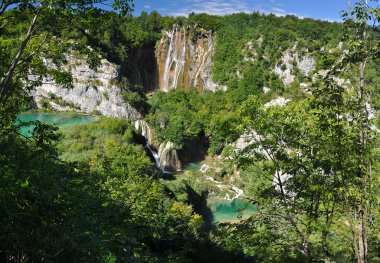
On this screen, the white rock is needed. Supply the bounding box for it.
[30,53,142,119]
[264,97,291,108]
[273,47,316,86]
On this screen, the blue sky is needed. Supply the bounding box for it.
[131,0,351,21]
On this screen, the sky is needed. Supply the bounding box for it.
[131,0,351,21]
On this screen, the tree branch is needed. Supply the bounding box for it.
[0,6,46,103]
[16,34,49,66]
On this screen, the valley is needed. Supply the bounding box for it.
[1,1,380,262]
[16,112,255,225]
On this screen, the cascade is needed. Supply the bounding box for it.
[134,119,153,143]
[160,27,189,91]
[161,30,176,91]
[134,120,181,172]
[203,173,244,201]
[158,141,182,173]
[193,32,214,88]
[134,120,160,165]
[146,143,160,166]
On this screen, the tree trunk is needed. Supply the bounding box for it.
[304,240,313,263]
[0,8,42,103]
[357,60,368,263]
[358,208,367,263]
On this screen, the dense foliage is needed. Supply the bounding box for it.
[146,89,240,153]
[2,117,254,262]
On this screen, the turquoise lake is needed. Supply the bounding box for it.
[207,197,257,223]
[183,163,257,224]
[16,112,99,136]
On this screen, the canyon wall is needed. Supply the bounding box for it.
[121,43,158,91]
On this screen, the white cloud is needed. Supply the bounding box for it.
[254,4,305,19]
[144,4,151,9]
[272,7,286,14]
[169,0,252,16]
[165,0,332,21]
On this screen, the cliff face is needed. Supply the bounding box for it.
[156,26,225,92]
[121,43,158,91]
[30,53,142,119]
[32,26,223,117]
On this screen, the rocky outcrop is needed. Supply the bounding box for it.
[274,46,316,86]
[121,43,158,91]
[312,69,351,88]
[30,53,142,119]
[264,97,291,108]
[156,26,225,92]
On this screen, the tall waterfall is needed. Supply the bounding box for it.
[134,120,181,172]
[156,26,224,92]
[161,28,188,91]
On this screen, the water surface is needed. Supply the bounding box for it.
[206,197,257,224]
[17,112,99,136]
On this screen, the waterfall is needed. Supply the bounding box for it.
[161,27,187,91]
[134,120,160,166]
[134,119,153,143]
[229,185,244,200]
[158,141,181,173]
[134,120,181,172]
[146,143,160,166]
[162,30,176,91]
[157,26,223,92]
[193,31,213,88]
[168,28,186,90]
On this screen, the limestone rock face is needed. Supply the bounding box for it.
[156,26,226,92]
[30,54,142,119]
[274,47,316,86]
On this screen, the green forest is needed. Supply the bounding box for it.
[1,0,380,262]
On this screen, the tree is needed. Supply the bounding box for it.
[237,2,380,262]
[341,1,380,262]
[239,97,347,262]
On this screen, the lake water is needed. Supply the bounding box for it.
[207,197,257,223]
[17,112,99,136]
[182,163,257,224]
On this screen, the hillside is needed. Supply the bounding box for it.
[30,12,365,159]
